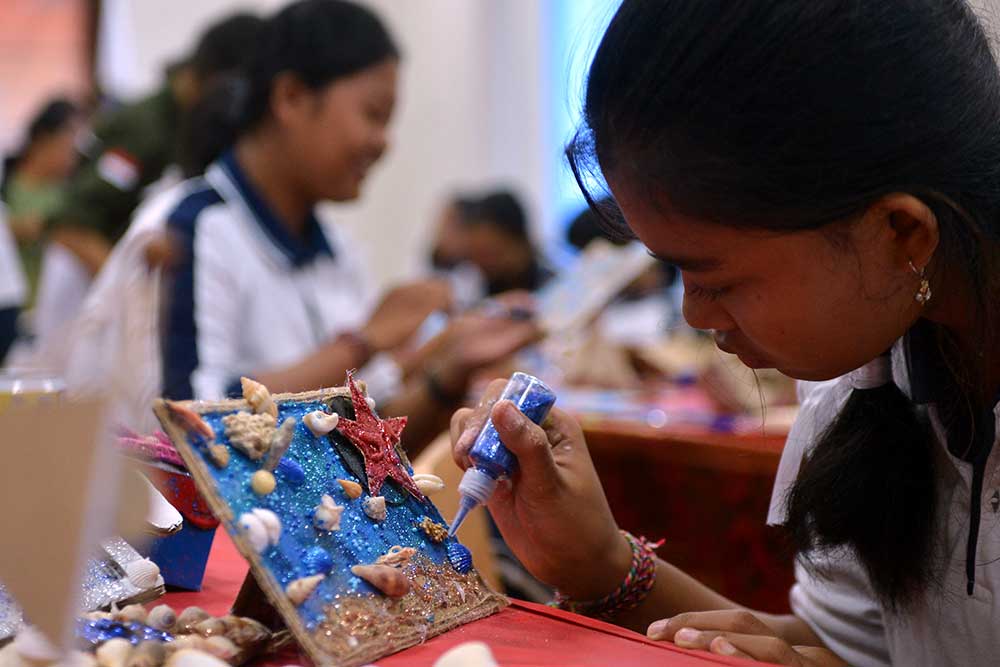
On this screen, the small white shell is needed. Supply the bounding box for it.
[432,641,499,667]
[146,605,176,631]
[238,512,269,553]
[413,473,445,496]
[251,508,282,545]
[113,603,149,624]
[286,574,324,605]
[314,494,343,531]
[303,410,339,436]
[241,377,278,418]
[365,397,377,411]
[124,558,161,590]
[363,496,387,522]
[164,649,229,667]
[96,638,133,667]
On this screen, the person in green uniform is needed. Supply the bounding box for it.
[46,12,264,277]
[1,98,81,306]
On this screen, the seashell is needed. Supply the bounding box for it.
[363,496,387,521]
[250,470,276,495]
[193,617,227,638]
[84,610,114,621]
[446,541,473,574]
[164,649,229,667]
[164,401,215,441]
[251,508,282,545]
[163,635,207,654]
[276,457,305,485]
[418,517,448,543]
[241,377,277,419]
[96,638,133,667]
[336,479,362,499]
[302,546,334,575]
[113,603,148,624]
[126,641,165,667]
[124,558,160,590]
[176,607,211,633]
[432,641,498,667]
[202,636,239,662]
[146,605,176,631]
[412,473,445,496]
[303,410,339,437]
[365,397,377,411]
[286,574,324,605]
[219,616,269,648]
[314,495,343,531]
[222,412,276,460]
[376,545,417,567]
[207,444,229,468]
[350,564,410,598]
[263,418,296,471]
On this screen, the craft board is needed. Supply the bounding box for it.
[154,381,506,667]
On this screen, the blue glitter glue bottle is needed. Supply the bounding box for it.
[449,372,556,537]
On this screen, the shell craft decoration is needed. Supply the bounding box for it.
[241,376,278,419]
[303,410,339,436]
[314,494,344,531]
[350,564,410,598]
[286,574,325,605]
[363,496,387,522]
[222,412,276,461]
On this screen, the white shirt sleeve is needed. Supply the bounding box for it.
[0,204,27,309]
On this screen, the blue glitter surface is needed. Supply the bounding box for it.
[191,397,465,628]
[76,619,173,646]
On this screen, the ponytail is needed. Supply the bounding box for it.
[785,354,938,612]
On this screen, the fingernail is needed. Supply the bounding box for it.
[675,628,700,643]
[494,401,520,430]
[712,638,737,656]
[646,620,667,638]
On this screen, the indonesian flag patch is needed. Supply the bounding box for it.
[96,148,141,191]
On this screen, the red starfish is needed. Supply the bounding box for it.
[335,373,424,500]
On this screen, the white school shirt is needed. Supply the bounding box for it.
[161,150,398,402]
[0,204,27,309]
[768,338,1000,667]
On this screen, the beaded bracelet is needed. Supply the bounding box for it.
[552,530,664,620]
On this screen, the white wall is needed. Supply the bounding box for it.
[104,0,555,291]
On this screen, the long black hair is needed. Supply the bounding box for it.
[1,97,78,193]
[570,0,1000,610]
[182,0,398,175]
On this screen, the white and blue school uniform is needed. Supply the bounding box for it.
[0,204,27,362]
[161,150,397,401]
[768,324,1000,666]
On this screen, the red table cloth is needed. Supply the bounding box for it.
[160,529,774,666]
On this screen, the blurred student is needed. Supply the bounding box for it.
[0,207,26,364]
[460,191,553,296]
[32,12,264,343]
[0,98,81,307]
[157,0,537,453]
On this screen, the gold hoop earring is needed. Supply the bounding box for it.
[909,260,932,305]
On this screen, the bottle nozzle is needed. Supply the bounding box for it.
[448,495,478,537]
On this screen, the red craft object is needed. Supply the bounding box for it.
[335,372,424,500]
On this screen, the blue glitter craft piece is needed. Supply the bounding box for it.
[277,457,306,485]
[76,618,174,646]
[446,541,472,574]
[302,545,334,575]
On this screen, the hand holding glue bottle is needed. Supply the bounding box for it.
[449,372,557,536]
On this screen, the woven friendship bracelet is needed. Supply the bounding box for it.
[552,530,664,620]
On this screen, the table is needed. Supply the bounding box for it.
[581,417,795,614]
[161,529,773,666]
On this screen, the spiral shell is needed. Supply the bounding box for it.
[376,545,417,567]
[193,617,227,638]
[264,417,296,472]
[363,496,387,522]
[337,479,362,499]
[221,616,269,647]
[413,473,445,496]
[124,558,161,590]
[350,564,410,598]
[286,574,324,605]
[303,410,339,436]
[146,605,176,631]
[112,603,148,624]
[241,377,277,419]
[314,494,343,531]
[203,636,239,661]
[96,638,133,667]
[250,469,276,495]
[176,607,211,633]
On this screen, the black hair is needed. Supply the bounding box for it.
[177,0,396,175]
[188,13,265,79]
[2,97,78,192]
[571,0,1000,610]
[462,191,530,242]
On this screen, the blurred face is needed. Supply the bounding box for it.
[464,224,531,283]
[32,122,80,180]
[283,59,398,201]
[609,179,930,381]
[431,202,469,269]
